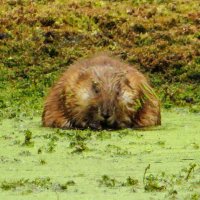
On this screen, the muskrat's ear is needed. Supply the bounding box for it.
[92,81,100,94]
[134,82,161,127]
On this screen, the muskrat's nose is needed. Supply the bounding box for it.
[102,111,110,120]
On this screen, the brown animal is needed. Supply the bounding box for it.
[42,54,161,130]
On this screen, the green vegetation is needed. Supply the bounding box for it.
[0,0,200,122]
[0,0,199,199]
[0,110,200,199]
[0,177,75,192]
[22,129,34,146]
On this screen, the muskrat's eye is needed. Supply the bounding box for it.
[116,89,120,96]
[124,78,131,87]
[92,81,100,94]
[115,82,121,96]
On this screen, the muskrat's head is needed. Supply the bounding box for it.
[66,65,143,130]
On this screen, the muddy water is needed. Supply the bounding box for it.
[0,109,199,200]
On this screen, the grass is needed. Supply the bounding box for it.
[0,0,200,121]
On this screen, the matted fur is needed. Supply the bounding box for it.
[42,55,161,130]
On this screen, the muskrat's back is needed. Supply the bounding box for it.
[42,55,161,130]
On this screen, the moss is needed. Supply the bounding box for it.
[0,0,199,117]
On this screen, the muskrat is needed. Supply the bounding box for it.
[42,54,161,130]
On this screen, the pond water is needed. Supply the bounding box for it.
[0,109,199,200]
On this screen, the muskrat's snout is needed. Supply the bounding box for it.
[87,104,115,130]
[98,105,115,129]
[101,109,111,120]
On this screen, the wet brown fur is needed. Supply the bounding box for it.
[42,54,161,130]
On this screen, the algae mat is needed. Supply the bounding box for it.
[0,109,199,200]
